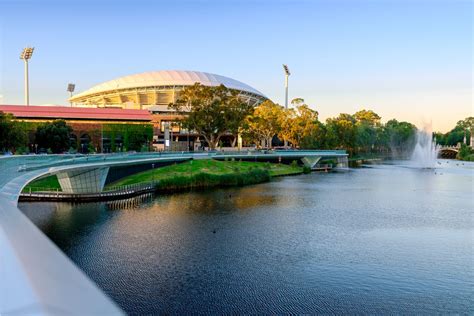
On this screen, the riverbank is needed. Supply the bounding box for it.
[107,160,306,192]
[23,160,306,194]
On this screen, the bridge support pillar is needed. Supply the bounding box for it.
[336,156,349,169]
[301,156,321,169]
[57,167,109,193]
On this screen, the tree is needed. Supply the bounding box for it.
[242,100,284,148]
[291,98,305,107]
[383,119,416,156]
[325,113,357,154]
[169,83,253,149]
[279,103,320,148]
[35,120,73,153]
[0,111,26,153]
[354,109,381,127]
[352,110,381,153]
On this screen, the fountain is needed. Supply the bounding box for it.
[410,125,440,168]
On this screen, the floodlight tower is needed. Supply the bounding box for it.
[282,64,291,148]
[283,64,290,109]
[20,47,34,105]
[67,83,76,106]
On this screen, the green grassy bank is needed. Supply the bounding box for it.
[23,159,306,193]
[22,175,61,192]
[107,160,305,192]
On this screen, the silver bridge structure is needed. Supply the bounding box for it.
[0,150,347,315]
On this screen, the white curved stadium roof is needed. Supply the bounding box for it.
[72,70,265,99]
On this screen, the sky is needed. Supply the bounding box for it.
[0,0,472,132]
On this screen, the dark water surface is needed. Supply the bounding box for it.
[20,160,474,314]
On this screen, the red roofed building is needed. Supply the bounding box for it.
[0,105,154,153]
[0,105,152,122]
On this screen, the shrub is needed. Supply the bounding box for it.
[303,166,311,174]
[16,146,30,155]
[154,168,270,192]
[290,160,298,168]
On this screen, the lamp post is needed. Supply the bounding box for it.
[282,64,291,148]
[20,47,34,105]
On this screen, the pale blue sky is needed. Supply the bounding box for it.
[0,0,472,132]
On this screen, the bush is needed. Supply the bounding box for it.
[457,144,473,161]
[290,160,299,168]
[16,146,30,155]
[154,168,270,192]
[464,154,474,161]
[303,166,311,174]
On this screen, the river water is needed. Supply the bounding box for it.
[19,160,474,314]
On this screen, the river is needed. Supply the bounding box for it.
[19,160,474,314]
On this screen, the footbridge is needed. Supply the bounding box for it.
[0,149,347,314]
[438,146,459,159]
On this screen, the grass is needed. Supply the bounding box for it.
[22,175,61,192]
[107,159,304,189]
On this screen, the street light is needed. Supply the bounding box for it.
[20,47,34,105]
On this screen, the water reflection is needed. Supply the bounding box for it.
[19,160,474,314]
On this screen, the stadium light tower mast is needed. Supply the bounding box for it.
[67,83,75,106]
[282,64,291,148]
[283,64,290,109]
[20,47,34,106]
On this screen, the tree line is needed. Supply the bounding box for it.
[1,83,420,156]
[170,83,417,156]
[434,117,473,147]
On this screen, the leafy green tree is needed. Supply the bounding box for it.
[279,103,320,148]
[355,123,377,153]
[383,119,416,156]
[354,109,381,127]
[242,100,284,148]
[35,120,73,153]
[325,113,357,154]
[290,98,305,107]
[0,111,26,153]
[300,121,327,149]
[170,83,253,149]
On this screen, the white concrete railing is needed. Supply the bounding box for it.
[0,195,124,315]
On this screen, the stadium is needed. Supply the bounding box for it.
[69,70,267,109]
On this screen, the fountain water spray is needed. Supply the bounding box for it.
[410,123,440,168]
